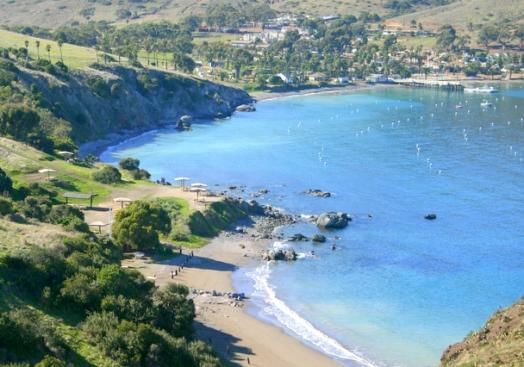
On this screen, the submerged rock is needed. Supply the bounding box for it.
[305,189,331,198]
[288,233,309,242]
[312,234,327,243]
[316,212,351,229]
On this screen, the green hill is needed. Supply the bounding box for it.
[441,298,524,367]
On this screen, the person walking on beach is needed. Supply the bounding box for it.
[247,357,250,365]
[170,271,174,279]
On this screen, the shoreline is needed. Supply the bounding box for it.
[123,217,347,367]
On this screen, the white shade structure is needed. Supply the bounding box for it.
[189,187,208,200]
[88,220,108,233]
[174,177,191,189]
[113,197,133,208]
[191,183,208,188]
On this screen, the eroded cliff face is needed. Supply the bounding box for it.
[441,298,524,367]
[16,64,252,142]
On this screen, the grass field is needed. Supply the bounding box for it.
[0,137,137,205]
[0,29,98,68]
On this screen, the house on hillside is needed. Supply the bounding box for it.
[366,74,389,83]
[273,73,294,84]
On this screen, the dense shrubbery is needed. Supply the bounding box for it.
[92,165,122,184]
[112,201,171,251]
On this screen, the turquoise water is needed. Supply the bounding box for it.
[101,85,524,367]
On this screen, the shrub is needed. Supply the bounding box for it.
[119,157,140,171]
[60,272,100,310]
[92,165,121,184]
[0,197,13,215]
[87,77,110,98]
[48,205,84,225]
[101,295,155,324]
[154,284,195,337]
[0,104,40,142]
[35,356,66,367]
[0,167,12,194]
[132,168,151,180]
[16,196,52,221]
[112,201,171,251]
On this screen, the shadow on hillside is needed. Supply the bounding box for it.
[195,320,254,367]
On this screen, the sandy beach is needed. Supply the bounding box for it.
[123,221,342,367]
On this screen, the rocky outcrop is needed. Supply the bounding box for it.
[441,298,524,367]
[316,212,351,229]
[15,64,252,143]
[262,247,297,261]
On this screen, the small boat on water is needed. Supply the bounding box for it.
[480,100,493,108]
[464,86,498,94]
[455,104,464,109]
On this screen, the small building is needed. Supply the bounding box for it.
[335,76,350,84]
[274,73,294,84]
[366,74,389,83]
[308,72,328,83]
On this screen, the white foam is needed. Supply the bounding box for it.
[247,264,379,367]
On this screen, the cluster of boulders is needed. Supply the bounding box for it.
[305,189,332,198]
[262,247,297,261]
[176,115,192,130]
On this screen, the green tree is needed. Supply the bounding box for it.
[35,40,41,60]
[0,104,40,141]
[45,44,51,62]
[112,201,171,250]
[154,284,195,337]
[0,167,13,194]
[92,165,121,184]
[119,157,140,171]
[436,25,456,51]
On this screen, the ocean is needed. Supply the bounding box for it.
[100,84,524,367]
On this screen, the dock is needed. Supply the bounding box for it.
[393,79,464,91]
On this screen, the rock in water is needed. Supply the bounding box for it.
[424,213,437,220]
[176,115,192,130]
[305,189,331,198]
[316,212,351,229]
[288,233,309,241]
[312,234,327,243]
[262,248,297,261]
[236,104,256,112]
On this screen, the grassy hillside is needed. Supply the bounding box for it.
[441,298,524,367]
[0,29,98,69]
[0,0,503,29]
[392,0,524,34]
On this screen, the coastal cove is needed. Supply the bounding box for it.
[99,84,524,367]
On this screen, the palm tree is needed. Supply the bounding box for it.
[57,40,64,63]
[46,44,51,62]
[24,40,29,65]
[35,40,41,60]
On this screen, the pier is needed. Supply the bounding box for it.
[393,78,464,91]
